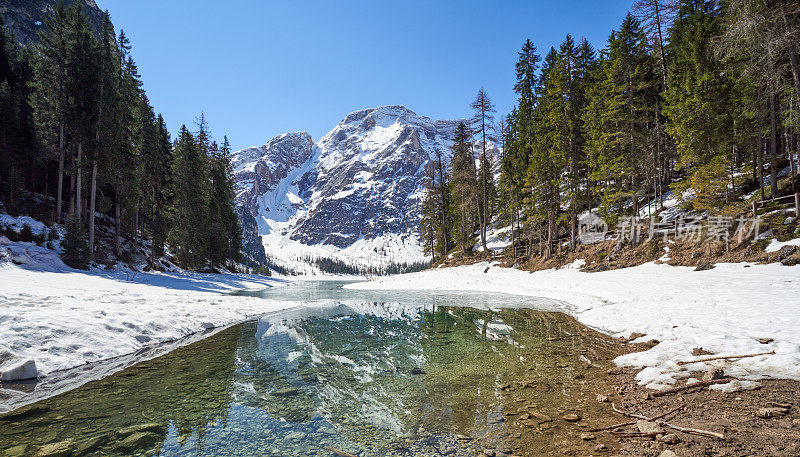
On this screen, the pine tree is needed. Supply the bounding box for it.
[419,149,452,261]
[208,136,242,269]
[585,14,658,221]
[31,2,72,222]
[665,0,739,211]
[63,3,100,226]
[149,114,172,257]
[0,13,34,212]
[60,213,90,269]
[633,0,679,88]
[527,47,566,257]
[112,29,144,255]
[89,11,121,259]
[470,88,497,253]
[169,126,210,269]
[449,122,478,253]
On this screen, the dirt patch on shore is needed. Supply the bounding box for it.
[584,366,800,457]
[500,334,800,457]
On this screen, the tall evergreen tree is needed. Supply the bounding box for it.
[585,14,657,220]
[449,122,478,254]
[31,2,72,222]
[470,88,497,253]
[169,126,210,269]
[665,0,739,211]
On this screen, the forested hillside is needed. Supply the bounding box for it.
[0,3,242,272]
[422,0,800,268]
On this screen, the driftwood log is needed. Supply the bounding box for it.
[611,403,725,439]
[676,350,775,366]
[588,404,685,432]
[648,378,736,398]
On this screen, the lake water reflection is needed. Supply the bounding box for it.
[0,281,624,456]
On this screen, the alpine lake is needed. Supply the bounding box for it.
[0,281,629,457]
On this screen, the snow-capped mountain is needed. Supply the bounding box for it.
[232,105,461,274]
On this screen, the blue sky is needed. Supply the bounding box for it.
[95,0,632,151]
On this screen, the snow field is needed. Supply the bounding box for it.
[0,261,301,382]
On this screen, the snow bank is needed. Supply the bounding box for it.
[0,261,299,383]
[0,213,48,235]
[765,237,800,253]
[345,262,800,389]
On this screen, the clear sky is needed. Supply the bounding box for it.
[94,0,633,151]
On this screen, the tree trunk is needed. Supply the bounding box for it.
[69,170,75,216]
[89,160,97,258]
[76,142,82,223]
[769,89,778,198]
[114,195,122,257]
[788,125,796,193]
[759,131,765,201]
[654,0,668,89]
[781,9,800,105]
[57,123,65,222]
[480,138,488,254]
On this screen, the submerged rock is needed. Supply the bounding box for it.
[34,440,73,457]
[117,423,165,437]
[4,444,30,457]
[115,432,161,453]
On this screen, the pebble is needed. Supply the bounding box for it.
[579,433,596,441]
[531,412,553,423]
[658,433,680,444]
[594,443,608,452]
[562,413,581,422]
[658,451,678,457]
[756,407,788,419]
[596,394,610,403]
[636,420,664,434]
[702,368,725,381]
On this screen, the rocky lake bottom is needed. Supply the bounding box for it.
[0,282,628,456]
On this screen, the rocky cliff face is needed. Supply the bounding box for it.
[0,0,104,45]
[231,106,461,274]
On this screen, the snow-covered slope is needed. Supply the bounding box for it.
[232,106,461,274]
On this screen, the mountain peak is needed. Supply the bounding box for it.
[232,105,461,273]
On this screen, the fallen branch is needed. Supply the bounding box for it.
[648,378,736,398]
[588,404,684,432]
[611,403,724,440]
[587,421,635,432]
[676,350,775,366]
[609,431,659,438]
[325,447,359,457]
